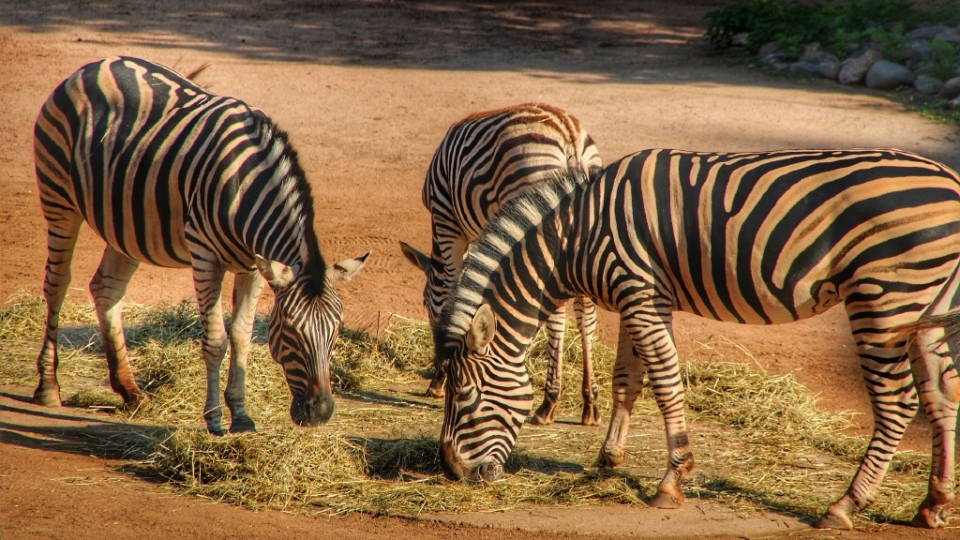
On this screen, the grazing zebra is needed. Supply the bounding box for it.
[33,56,370,434]
[399,103,604,425]
[435,148,960,530]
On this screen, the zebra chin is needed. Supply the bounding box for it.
[289,393,336,426]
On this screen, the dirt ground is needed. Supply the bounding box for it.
[2,1,960,538]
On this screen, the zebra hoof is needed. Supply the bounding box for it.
[580,404,601,426]
[596,449,624,468]
[229,416,257,434]
[32,387,62,408]
[649,488,684,509]
[816,500,854,530]
[119,393,150,412]
[531,404,556,426]
[911,500,949,528]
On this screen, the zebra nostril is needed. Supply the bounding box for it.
[478,461,503,482]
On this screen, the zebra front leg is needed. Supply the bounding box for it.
[575,296,600,426]
[532,308,567,425]
[817,339,917,529]
[909,330,960,528]
[224,271,266,433]
[597,319,646,467]
[34,217,83,407]
[191,255,229,435]
[90,246,146,407]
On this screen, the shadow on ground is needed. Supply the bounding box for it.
[2,0,733,80]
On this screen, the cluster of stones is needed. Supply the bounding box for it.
[737,23,960,108]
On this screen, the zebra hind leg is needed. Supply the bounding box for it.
[817,337,917,529]
[597,319,647,467]
[34,216,83,407]
[908,328,960,528]
[89,246,146,408]
[531,308,566,425]
[575,296,601,426]
[224,271,266,433]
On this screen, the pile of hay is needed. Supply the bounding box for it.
[0,294,946,524]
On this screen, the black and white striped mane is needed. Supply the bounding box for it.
[436,167,590,342]
[251,112,328,295]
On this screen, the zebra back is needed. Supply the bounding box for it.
[34,55,327,284]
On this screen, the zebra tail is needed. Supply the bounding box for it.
[890,311,960,349]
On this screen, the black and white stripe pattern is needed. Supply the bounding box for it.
[400,103,604,425]
[437,148,960,530]
[33,56,369,434]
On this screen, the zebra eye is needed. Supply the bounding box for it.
[456,386,475,403]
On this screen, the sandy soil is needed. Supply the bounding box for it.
[2,1,960,538]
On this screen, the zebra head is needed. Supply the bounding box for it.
[438,304,534,482]
[255,252,371,427]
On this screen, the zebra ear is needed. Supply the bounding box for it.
[328,251,372,284]
[255,255,296,289]
[467,304,496,351]
[399,241,431,274]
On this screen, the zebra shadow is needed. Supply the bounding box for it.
[0,395,172,464]
[350,435,588,480]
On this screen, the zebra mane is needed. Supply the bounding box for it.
[253,112,328,295]
[436,167,590,343]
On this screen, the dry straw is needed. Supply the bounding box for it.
[0,294,950,524]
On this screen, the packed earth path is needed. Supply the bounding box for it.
[2,1,960,539]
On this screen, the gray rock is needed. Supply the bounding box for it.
[760,53,786,65]
[935,29,960,44]
[914,76,944,95]
[906,39,934,58]
[941,77,960,100]
[839,49,883,85]
[819,60,841,80]
[801,50,839,64]
[732,32,749,47]
[905,25,949,41]
[758,41,779,57]
[866,60,915,90]
[948,96,960,110]
[789,62,821,76]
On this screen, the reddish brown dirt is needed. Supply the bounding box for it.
[2,1,960,538]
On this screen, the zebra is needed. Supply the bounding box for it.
[32,56,370,435]
[435,148,960,530]
[399,103,604,426]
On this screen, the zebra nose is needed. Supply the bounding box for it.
[478,461,502,482]
[290,393,335,426]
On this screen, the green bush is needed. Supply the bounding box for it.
[706,0,960,56]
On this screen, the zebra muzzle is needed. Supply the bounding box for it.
[478,461,503,482]
[290,393,335,426]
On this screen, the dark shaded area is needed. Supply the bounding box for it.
[1,0,732,81]
[0,397,172,463]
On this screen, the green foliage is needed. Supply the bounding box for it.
[919,39,960,82]
[706,0,960,56]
